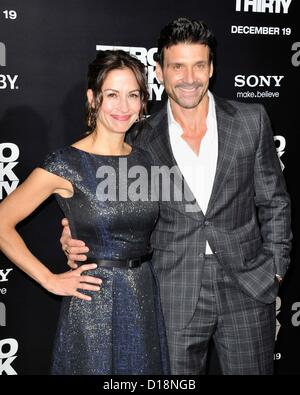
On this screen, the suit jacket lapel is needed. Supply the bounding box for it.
[206,96,239,216]
[147,105,203,221]
[147,96,240,221]
[148,108,176,168]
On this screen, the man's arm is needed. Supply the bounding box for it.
[254,105,292,279]
[60,218,90,269]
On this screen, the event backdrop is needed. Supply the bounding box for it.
[0,0,299,375]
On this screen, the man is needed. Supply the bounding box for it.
[61,17,291,374]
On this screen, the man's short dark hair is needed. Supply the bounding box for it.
[155,17,216,66]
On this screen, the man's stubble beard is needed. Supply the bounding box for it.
[166,85,209,110]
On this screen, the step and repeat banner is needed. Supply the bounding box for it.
[0,0,299,375]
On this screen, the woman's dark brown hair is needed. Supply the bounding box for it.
[86,50,149,132]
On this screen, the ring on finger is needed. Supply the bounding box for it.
[64,246,71,255]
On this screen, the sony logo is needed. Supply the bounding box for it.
[0,269,13,282]
[234,74,284,87]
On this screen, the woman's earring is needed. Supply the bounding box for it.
[87,105,93,127]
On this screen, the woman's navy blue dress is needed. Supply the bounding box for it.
[41,145,170,375]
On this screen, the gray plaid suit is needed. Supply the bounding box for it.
[128,95,292,374]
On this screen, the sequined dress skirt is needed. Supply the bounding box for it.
[51,261,170,375]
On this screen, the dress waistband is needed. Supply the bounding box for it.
[85,251,153,269]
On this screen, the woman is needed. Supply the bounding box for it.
[0,50,170,375]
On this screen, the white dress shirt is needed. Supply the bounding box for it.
[168,91,218,254]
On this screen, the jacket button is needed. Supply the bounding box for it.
[204,221,210,226]
[199,253,205,258]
